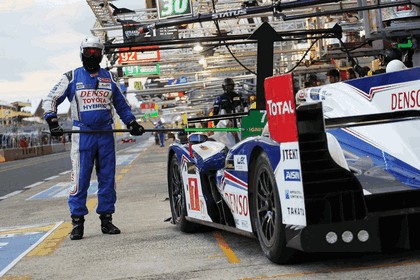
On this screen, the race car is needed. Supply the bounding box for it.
[167,69,420,264]
[121,137,136,143]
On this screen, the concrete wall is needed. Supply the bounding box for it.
[0,143,71,162]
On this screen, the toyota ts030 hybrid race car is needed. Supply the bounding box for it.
[167,69,420,264]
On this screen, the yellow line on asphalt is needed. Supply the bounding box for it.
[1,275,32,280]
[213,231,240,264]
[239,260,420,279]
[86,197,98,211]
[28,197,98,257]
[26,163,128,257]
[120,168,129,174]
[27,222,72,257]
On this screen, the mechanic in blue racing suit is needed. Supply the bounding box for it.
[42,36,145,240]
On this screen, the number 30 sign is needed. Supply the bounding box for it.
[157,0,193,19]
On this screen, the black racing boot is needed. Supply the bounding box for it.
[100,214,121,234]
[70,216,85,240]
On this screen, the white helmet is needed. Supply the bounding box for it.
[386,59,407,73]
[79,36,104,60]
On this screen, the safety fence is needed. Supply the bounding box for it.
[0,143,71,163]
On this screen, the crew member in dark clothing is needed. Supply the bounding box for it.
[213,78,247,116]
[212,78,247,142]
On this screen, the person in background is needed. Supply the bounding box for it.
[42,35,145,240]
[326,69,340,84]
[212,78,247,143]
[155,120,165,147]
[213,78,247,116]
[346,68,357,80]
[373,47,403,74]
[19,137,29,148]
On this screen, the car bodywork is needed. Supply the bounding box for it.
[121,137,136,143]
[167,69,420,263]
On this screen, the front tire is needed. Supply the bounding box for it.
[168,153,199,233]
[249,152,296,264]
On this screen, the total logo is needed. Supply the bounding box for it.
[266,100,295,116]
[284,169,301,181]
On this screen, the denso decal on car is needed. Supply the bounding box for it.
[222,171,252,232]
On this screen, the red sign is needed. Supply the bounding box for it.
[140,102,156,109]
[264,74,298,143]
[118,46,160,64]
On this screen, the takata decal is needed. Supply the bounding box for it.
[76,83,84,89]
[284,169,301,181]
[287,207,305,216]
[234,155,248,171]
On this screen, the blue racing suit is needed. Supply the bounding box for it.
[43,67,136,217]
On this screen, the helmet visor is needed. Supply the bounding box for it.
[82,48,102,58]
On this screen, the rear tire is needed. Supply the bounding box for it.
[249,152,296,264]
[168,153,200,233]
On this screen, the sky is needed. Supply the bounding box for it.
[0,0,144,104]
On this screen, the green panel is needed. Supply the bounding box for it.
[241,110,267,139]
[123,64,160,76]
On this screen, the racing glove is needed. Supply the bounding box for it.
[46,117,64,137]
[127,120,145,136]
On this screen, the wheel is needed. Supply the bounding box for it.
[168,153,200,233]
[249,152,296,264]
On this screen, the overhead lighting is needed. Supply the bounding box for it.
[198,57,206,65]
[193,44,203,52]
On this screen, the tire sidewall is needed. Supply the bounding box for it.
[249,152,294,263]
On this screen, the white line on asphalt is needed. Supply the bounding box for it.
[0,221,63,278]
[24,182,43,189]
[0,190,23,200]
[44,175,59,181]
[59,170,71,175]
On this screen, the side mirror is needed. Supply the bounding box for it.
[188,133,208,144]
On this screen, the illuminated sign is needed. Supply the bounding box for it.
[157,0,193,19]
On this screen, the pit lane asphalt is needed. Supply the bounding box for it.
[1,137,420,280]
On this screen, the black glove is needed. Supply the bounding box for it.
[127,120,145,136]
[46,117,64,137]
